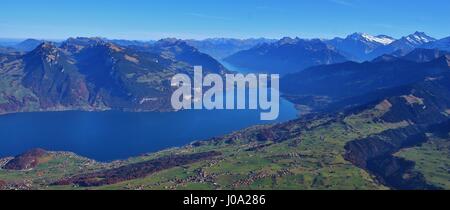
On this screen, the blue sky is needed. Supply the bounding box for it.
[1,0,449,40]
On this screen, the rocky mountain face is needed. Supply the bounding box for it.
[344,74,450,189]
[59,37,105,53]
[0,37,229,115]
[21,42,90,108]
[224,37,348,75]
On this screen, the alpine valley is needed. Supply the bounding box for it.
[0,32,449,190]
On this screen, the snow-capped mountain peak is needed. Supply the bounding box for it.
[404,32,436,45]
[348,33,395,45]
[373,35,396,45]
[364,34,395,45]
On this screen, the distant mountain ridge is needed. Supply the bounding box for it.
[371,48,450,63]
[13,39,45,52]
[129,38,229,75]
[1,32,450,115]
[281,53,450,113]
[185,38,276,60]
[1,32,447,62]
[0,46,19,54]
[325,32,395,61]
[401,48,450,62]
[422,36,450,51]
[223,32,445,74]
[368,32,436,59]
[224,37,348,75]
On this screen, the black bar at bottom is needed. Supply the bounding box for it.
[0,190,447,209]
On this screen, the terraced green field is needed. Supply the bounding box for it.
[395,135,450,189]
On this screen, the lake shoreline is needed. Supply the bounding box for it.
[0,61,301,162]
[0,98,299,161]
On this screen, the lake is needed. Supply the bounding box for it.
[0,62,298,161]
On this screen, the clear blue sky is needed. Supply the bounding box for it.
[1,0,449,40]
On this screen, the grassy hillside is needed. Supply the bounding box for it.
[1,105,404,190]
[395,135,450,189]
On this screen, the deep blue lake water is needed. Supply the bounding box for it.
[0,62,298,161]
[0,102,297,161]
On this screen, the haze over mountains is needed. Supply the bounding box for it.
[369,32,437,59]
[185,38,277,60]
[281,49,450,113]
[2,32,450,66]
[1,32,450,115]
[324,33,396,61]
[223,32,449,75]
[224,37,348,74]
[1,31,450,190]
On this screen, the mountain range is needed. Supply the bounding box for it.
[223,32,450,74]
[324,31,439,61]
[1,32,450,190]
[131,38,229,74]
[281,48,450,113]
[185,38,276,60]
[325,32,396,61]
[13,39,45,52]
[224,37,349,74]
[0,37,228,115]
[368,32,437,59]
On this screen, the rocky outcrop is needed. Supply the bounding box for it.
[345,118,450,190]
[54,151,222,187]
[343,73,450,189]
[344,125,439,189]
[345,126,427,168]
[2,148,48,170]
